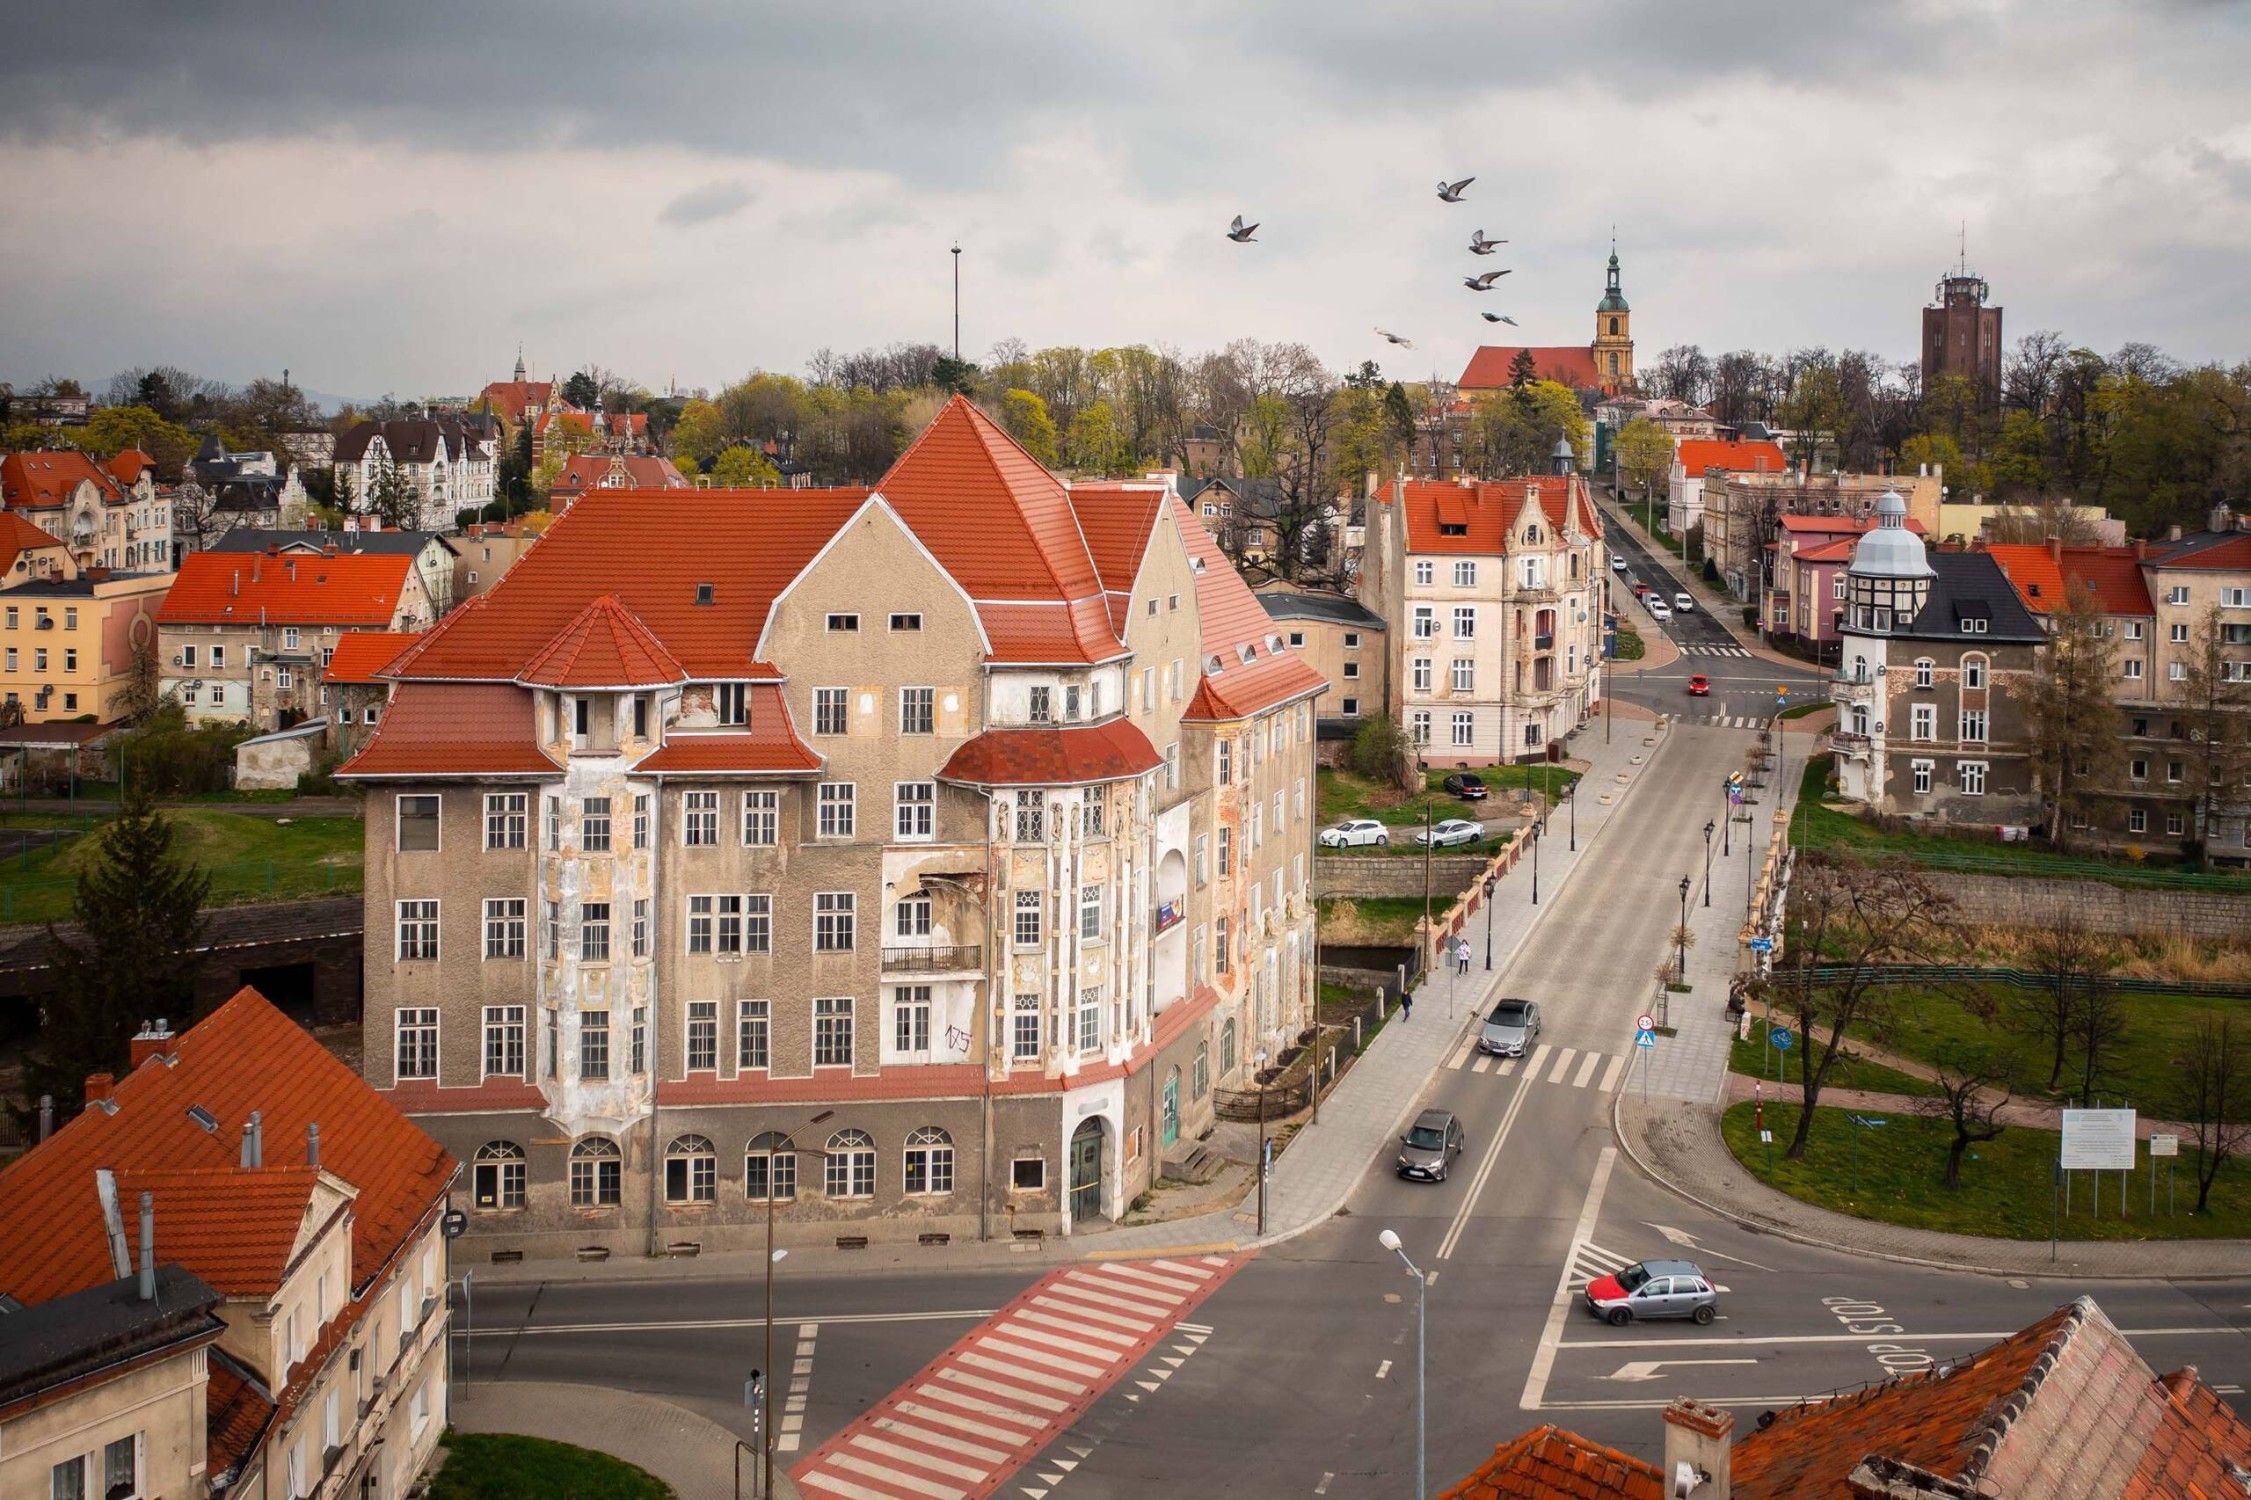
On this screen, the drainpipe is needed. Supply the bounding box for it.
[979,792,997,1243]
[645,780,665,1259]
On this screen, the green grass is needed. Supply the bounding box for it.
[1777,699,1830,721]
[1728,1029,1938,1097]
[0,809,363,924]
[1318,764,1581,832]
[1722,1101,2251,1241]
[1318,895,1434,945]
[1612,617,1646,661]
[428,1432,673,1500]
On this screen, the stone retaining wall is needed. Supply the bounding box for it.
[1316,853,1491,900]
[1926,871,2251,942]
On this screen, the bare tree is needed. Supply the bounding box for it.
[2068,978,2128,1103]
[2003,331,2070,416]
[2012,904,2111,1090]
[1981,497,2110,546]
[2172,1013,2250,1214]
[1915,1046,2014,1189]
[2012,578,2121,848]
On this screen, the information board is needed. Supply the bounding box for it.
[2059,1108,2137,1171]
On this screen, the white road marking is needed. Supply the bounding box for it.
[1498,1057,1519,1075]
[850,1433,988,1483]
[463,1306,996,1337]
[1548,1046,1577,1084]
[1558,1326,2243,1350]
[1177,1320,1215,1334]
[935,1366,1070,1413]
[1520,1147,1617,1411]
[1472,1054,1492,1074]
[1011,1307,1139,1346]
[1598,1055,1627,1092]
[1572,1052,1601,1088]
[895,1400,1031,1445]
[1435,1059,1540,1260]
[1315,1473,1335,1494]
[827,1449,966,1500]
[1375,1359,1392,1379]
[1524,1042,1552,1078]
[1605,1358,1757,1382]
[1031,1291,1156,1333]
[1445,1030,1481,1070]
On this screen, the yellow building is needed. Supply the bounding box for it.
[0,518,170,721]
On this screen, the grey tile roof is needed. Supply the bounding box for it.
[1258,590,1385,629]
[0,1265,222,1405]
[1904,551,2048,643]
[211,528,454,558]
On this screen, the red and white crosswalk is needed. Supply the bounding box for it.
[792,1253,1244,1500]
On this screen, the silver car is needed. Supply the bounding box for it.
[1395,1108,1465,1182]
[1584,1259,1718,1326]
[1414,818,1483,848]
[1478,998,1540,1057]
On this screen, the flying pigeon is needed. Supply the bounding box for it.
[1480,312,1519,326]
[1374,327,1414,348]
[1469,230,1506,255]
[1437,177,1475,203]
[1227,214,1259,243]
[1462,270,1511,291]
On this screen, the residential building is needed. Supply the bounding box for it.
[1937,496,2122,547]
[1457,245,1634,396]
[1922,265,2003,410]
[1181,423,1227,479]
[0,992,458,1500]
[157,549,434,730]
[475,351,556,434]
[1,449,174,572]
[333,416,500,532]
[341,396,1323,1256]
[1449,1298,2250,1499]
[548,453,690,510]
[1830,490,2045,826]
[1596,395,1718,482]
[173,437,310,557]
[1704,468,1942,606]
[0,509,72,587]
[1360,457,1607,765]
[1764,514,1930,656]
[322,630,421,762]
[452,517,547,604]
[1254,582,1389,740]
[0,531,170,722]
[212,524,460,618]
[0,1267,228,1500]
[1664,437,1788,538]
[1181,476,1285,565]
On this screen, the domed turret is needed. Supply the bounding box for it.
[1845,489,1933,633]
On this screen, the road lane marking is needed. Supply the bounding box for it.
[1525,1042,1552,1078]
[460,1307,994,1337]
[1445,1030,1481,1070]
[1435,1065,1539,1260]
[1519,1146,1616,1411]
[1555,1325,2243,1350]
[1572,1052,1601,1088]
[1548,1046,1577,1084]
[1604,1358,1757,1382]
[1376,1359,1392,1379]
[1598,1055,1627,1092]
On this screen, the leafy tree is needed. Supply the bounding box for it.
[2011,579,2120,847]
[1463,381,1587,478]
[709,445,780,487]
[561,371,601,409]
[1614,416,1671,502]
[2172,1013,2250,1214]
[930,355,979,396]
[997,389,1060,468]
[1065,400,1127,475]
[117,626,163,725]
[74,404,197,477]
[1897,432,1963,482]
[19,783,208,1129]
[1346,714,1414,791]
[1383,382,1417,451]
[669,398,729,471]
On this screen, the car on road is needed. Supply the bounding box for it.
[1646,599,1672,622]
[1631,580,1651,598]
[1477,998,1541,1057]
[1673,592,1694,612]
[1584,1259,1718,1326]
[1610,555,1628,573]
[1441,773,1490,801]
[1415,817,1484,848]
[1319,818,1389,848]
[1396,1108,1465,1182]
[1687,674,1709,696]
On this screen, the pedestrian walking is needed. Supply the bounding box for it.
[1455,936,1471,976]
[1400,988,1413,1021]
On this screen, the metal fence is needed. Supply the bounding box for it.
[1790,962,2251,1001]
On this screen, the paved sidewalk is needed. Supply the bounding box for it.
[1721,1071,2205,1140]
[1614,1092,2251,1279]
[449,1378,794,1499]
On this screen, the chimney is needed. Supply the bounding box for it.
[231,568,241,597]
[2135,537,2150,561]
[286,559,297,581]
[2047,534,2063,563]
[96,1169,132,1279]
[2168,524,2183,543]
[241,1109,263,1168]
[307,1121,321,1170]
[129,1018,173,1070]
[37,1094,53,1144]
[84,1072,114,1105]
[138,1191,156,1301]
[1661,1398,1733,1499]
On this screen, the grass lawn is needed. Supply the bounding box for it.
[0,809,363,924]
[1319,895,1433,945]
[1777,699,1830,721]
[1612,617,1646,661]
[1722,1101,2251,1241]
[429,1432,673,1500]
[1318,763,1581,832]
[1727,1029,1937,1097]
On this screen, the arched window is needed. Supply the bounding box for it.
[569,1136,621,1208]
[1962,653,1988,690]
[903,1126,955,1196]
[1914,658,1935,690]
[826,1130,876,1198]
[1609,316,1621,336]
[472,1141,525,1211]
[746,1132,797,1202]
[665,1134,716,1204]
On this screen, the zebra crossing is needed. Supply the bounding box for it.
[1678,643,1752,658]
[1564,1237,1731,1297]
[792,1254,1241,1500]
[1690,714,1767,729]
[1444,1037,1633,1093]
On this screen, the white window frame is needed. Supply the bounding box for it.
[894,781,935,842]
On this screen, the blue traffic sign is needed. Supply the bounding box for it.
[1634,1028,1657,1049]
[1749,936,1774,953]
[1848,1114,1890,1129]
[1768,1026,1793,1050]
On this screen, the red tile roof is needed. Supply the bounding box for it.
[635,687,820,775]
[1458,346,1600,390]
[1394,477,1589,555]
[0,987,455,1305]
[105,448,156,485]
[476,379,556,421]
[113,1166,324,1296]
[1792,537,1858,565]
[518,594,686,688]
[2162,533,2251,570]
[1442,1426,1663,1500]
[548,453,689,504]
[1985,542,2155,616]
[157,550,416,628]
[1,449,124,509]
[204,1356,275,1478]
[1173,493,1327,720]
[938,718,1163,786]
[1071,482,1168,597]
[321,630,421,686]
[338,682,559,778]
[1675,438,1788,477]
[0,510,67,575]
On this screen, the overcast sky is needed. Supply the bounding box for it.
[3,1,2247,404]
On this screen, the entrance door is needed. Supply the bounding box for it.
[1161,1068,1181,1151]
[1069,1118,1104,1223]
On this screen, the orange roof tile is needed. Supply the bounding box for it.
[0,988,455,1306]
[938,719,1163,786]
[113,1166,323,1297]
[1,449,124,509]
[1395,477,1587,556]
[105,448,156,485]
[340,681,558,779]
[477,379,555,420]
[156,550,416,628]
[204,1356,275,1478]
[548,452,689,503]
[1458,346,1600,390]
[636,687,820,775]
[1675,438,1787,477]
[1442,1425,1664,1500]
[1173,493,1327,720]
[321,630,421,686]
[1070,482,1168,596]
[1985,542,2154,616]
[0,510,68,575]
[519,594,687,688]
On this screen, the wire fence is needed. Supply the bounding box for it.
[0,859,361,925]
[1791,963,2251,1001]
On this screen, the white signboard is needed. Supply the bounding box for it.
[2148,1133,2179,1159]
[2060,1108,2137,1171]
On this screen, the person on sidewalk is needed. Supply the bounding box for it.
[1400,988,1413,1021]
[1455,937,1471,976]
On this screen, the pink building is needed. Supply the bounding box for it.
[1766,515,1926,659]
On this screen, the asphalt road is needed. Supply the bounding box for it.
[455,718,2251,1497]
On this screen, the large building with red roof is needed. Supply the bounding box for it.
[1456,247,1636,398]
[341,397,1324,1255]
[0,448,173,573]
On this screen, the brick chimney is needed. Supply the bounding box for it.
[128,1018,173,1070]
[2135,537,2150,561]
[1662,1398,1733,1498]
[2047,534,2063,563]
[84,1072,114,1105]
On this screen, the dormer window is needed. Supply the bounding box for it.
[694,583,715,606]
[715,682,748,726]
[1237,643,1255,665]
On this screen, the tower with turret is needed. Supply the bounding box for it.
[1593,243,1633,391]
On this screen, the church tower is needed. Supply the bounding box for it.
[513,344,527,383]
[1593,241,1633,392]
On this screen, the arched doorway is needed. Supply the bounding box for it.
[1161,1067,1181,1150]
[1069,1117,1105,1225]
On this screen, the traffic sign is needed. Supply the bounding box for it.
[1634,1028,1657,1049]
[1768,1027,1793,1051]
[1636,1013,1654,1032]
[1776,685,1789,697]
[1749,936,1774,953]
[441,1209,467,1240]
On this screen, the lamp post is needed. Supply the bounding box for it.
[1529,821,1540,905]
[1703,819,1714,908]
[1566,778,1577,852]
[1254,1049,1270,1236]
[1377,1229,1427,1500]
[1482,874,1496,970]
[1677,876,1691,984]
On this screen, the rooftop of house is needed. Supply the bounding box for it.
[1985,541,2155,617]
[332,415,491,466]
[1441,1424,1663,1499]
[1676,438,1788,477]
[1387,475,1600,556]
[321,630,423,686]
[209,527,454,558]
[1256,588,1387,630]
[0,449,126,509]
[1458,346,1600,390]
[0,1264,224,1415]
[1893,550,2049,644]
[157,549,418,628]
[0,511,70,575]
[2154,529,2251,572]
[548,453,690,495]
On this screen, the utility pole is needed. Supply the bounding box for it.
[950,243,962,361]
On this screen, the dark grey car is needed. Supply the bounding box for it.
[1395,1108,1465,1182]
[1478,998,1541,1057]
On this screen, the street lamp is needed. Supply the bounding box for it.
[1703,819,1714,908]
[1255,1049,1270,1236]
[1566,778,1577,852]
[1377,1229,1427,1500]
[1482,874,1497,970]
[1529,821,1540,906]
[1677,876,1691,983]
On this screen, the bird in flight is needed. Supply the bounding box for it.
[1374,328,1414,348]
[1469,230,1506,255]
[1227,214,1259,243]
[1437,177,1475,203]
[1480,312,1519,325]
[1462,270,1511,291]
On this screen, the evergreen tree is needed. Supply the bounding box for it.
[1508,348,1538,387]
[21,784,208,1128]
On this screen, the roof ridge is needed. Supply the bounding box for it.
[1959,1297,2095,1483]
[879,395,1092,604]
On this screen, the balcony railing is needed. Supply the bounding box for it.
[881,945,983,973]
[1533,633,1554,651]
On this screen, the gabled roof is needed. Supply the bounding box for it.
[111,1166,328,1297]
[548,453,690,499]
[105,448,156,485]
[0,511,68,575]
[1900,552,2048,644]
[476,379,555,419]
[321,631,421,686]
[2154,531,2251,571]
[518,595,686,689]
[333,416,486,466]
[1441,1425,1662,1500]
[1675,438,1787,477]
[1458,346,1600,390]
[0,450,123,509]
[937,719,1163,787]
[1791,537,1859,566]
[1071,482,1169,597]
[156,550,416,628]
[338,682,558,778]
[1176,494,1327,721]
[1985,542,2155,617]
[210,527,450,558]
[634,685,821,777]
[1394,477,1592,555]
[0,988,455,1306]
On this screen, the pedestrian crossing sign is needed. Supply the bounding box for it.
[1634,1028,1656,1049]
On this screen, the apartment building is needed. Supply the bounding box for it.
[1764,514,1930,658]
[157,549,434,730]
[1359,458,1606,765]
[0,991,457,1500]
[341,397,1323,1257]
[1255,582,1389,732]
[0,513,171,723]
[1,449,174,572]
[333,415,499,531]
[1663,436,1787,538]
[452,518,545,604]
[211,524,460,618]
[1705,469,1942,606]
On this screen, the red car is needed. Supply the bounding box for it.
[1688,675,1710,696]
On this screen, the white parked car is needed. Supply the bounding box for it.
[1673,592,1694,612]
[1415,818,1485,848]
[1646,599,1672,622]
[1610,556,1628,573]
[1320,818,1389,848]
